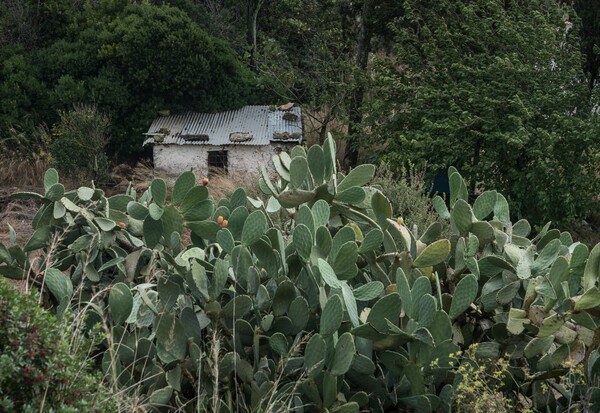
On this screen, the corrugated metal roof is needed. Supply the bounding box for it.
[143,105,303,146]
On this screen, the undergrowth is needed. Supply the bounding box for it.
[0,278,120,412]
[374,162,445,237]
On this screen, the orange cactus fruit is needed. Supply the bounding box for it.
[202,178,209,186]
[221,219,228,228]
[217,216,224,225]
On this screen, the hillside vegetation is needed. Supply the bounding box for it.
[1,2,600,410]
[0,0,599,224]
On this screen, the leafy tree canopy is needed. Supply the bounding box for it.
[363,0,600,224]
[0,1,260,156]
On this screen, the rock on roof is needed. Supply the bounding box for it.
[143,105,302,146]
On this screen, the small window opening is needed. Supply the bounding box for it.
[208,150,228,174]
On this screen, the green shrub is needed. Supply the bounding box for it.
[49,104,110,183]
[374,162,445,237]
[0,279,118,413]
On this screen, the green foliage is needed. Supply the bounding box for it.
[49,104,110,183]
[94,3,257,153]
[574,0,600,91]
[375,162,445,237]
[364,0,600,225]
[0,278,118,413]
[0,1,260,157]
[2,137,600,412]
[0,46,49,151]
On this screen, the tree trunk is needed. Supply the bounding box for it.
[344,0,374,167]
[573,0,600,95]
[247,0,263,72]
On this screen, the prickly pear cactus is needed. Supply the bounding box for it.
[1,135,599,412]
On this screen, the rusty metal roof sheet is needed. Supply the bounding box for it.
[143,105,302,146]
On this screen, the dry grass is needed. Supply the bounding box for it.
[0,200,39,292]
[0,157,49,188]
[118,163,262,203]
[206,169,261,202]
[0,200,38,244]
[0,156,48,291]
[0,157,48,246]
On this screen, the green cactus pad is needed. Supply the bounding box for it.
[241,211,267,245]
[269,332,289,356]
[150,178,167,207]
[341,283,360,327]
[367,293,402,332]
[143,215,163,248]
[321,295,343,336]
[351,354,376,375]
[472,190,497,220]
[108,194,134,212]
[417,294,437,328]
[293,224,313,261]
[273,280,297,316]
[583,243,600,291]
[290,156,309,189]
[513,218,532,237]
[413,239,450,267]
[271,154,290,182]
[329,332,356,376]
[307,145,326,184]
[44,267,73,316]
[288,296,310,333]
[323,135,337,179]
[448,274,478,321]
[494,193,510,224]
[149,386,173,407]
[127,201,149,221]
[371,191,393,229]
[451,199,474,236]
[229,188,247,210]
[318,258,343,289]
[109,282,133,324]
[46,183,65,203]
[180,185,209,212]
[156,313,187,363]
[336,186,366,204]
[337,164,376,192]
[76,186,95,201]
[353,281,384,301]
[358,229,384,254]
[222,295,253,328]
[396,268,413,318]
[171,171,195,205]
[43,168,59,192]
[574,287,600,311]
[432,196,450,219]
[304,334,326,377]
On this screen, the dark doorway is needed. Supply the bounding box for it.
[208,150,228,174]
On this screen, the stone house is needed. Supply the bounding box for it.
[143,105,302,178]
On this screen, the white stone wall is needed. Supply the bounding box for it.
[153,143,294,180]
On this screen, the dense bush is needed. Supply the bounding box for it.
[1,136,599,412]
[0,2,261,157]
[374,162,445,238]
[0,279,118,413]
[49,104,110,183]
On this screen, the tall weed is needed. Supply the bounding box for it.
[374,162,444,237]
